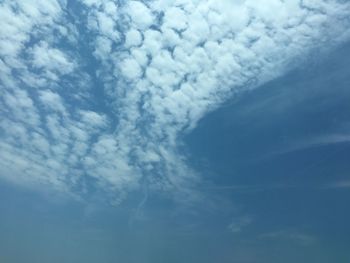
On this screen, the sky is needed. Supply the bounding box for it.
[0,0,350,262]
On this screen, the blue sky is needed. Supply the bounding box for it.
[1,0,350,262]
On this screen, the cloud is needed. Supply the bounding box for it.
[30,41,75,74]
[260,229,316,246]
[124,29,143,48]
[79,110,108,128]
[267,133,350,157]
[1,0,350,203]
[120,57,143,79]
[327,181,350,189]
[39,90,67,114]
[228,216,253,233]
[126,1,154,30]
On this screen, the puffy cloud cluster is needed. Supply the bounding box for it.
[1,0,350,203]
[0,0,137,202]
[93,0,350,197]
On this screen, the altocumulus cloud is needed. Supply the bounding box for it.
[1,0,350,203]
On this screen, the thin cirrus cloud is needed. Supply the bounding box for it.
[1,0,350,203]
[259,229,316,246]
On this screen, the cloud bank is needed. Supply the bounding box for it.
[1,0,350,203]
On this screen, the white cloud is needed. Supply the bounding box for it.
[39,90,66,113]
[1,0,350,204]
[328,181,350,189]
[125,29,143,47]
[31,41,75,74]
[130,48,149,67]
[105,0,350,201]
[120,57,143,79]
[269,133,350,157]
[260,230,316,246]
[162,7,188,31]
[228,216,253,233]
[0,0,62,68]
[3,89,41,127]
[96,11,119,39]
[141,29,163,56]
[81,0,102,7]
[79,110,108,128]
[93,36,112,59]
[103,1,118,17]
[126,1,154,30]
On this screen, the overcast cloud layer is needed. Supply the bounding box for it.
[1,0,350,203]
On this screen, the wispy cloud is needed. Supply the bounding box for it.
[326,180,350,189]
[270,133,350,157]
[228,216,253,233]
[259,229,317,246]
